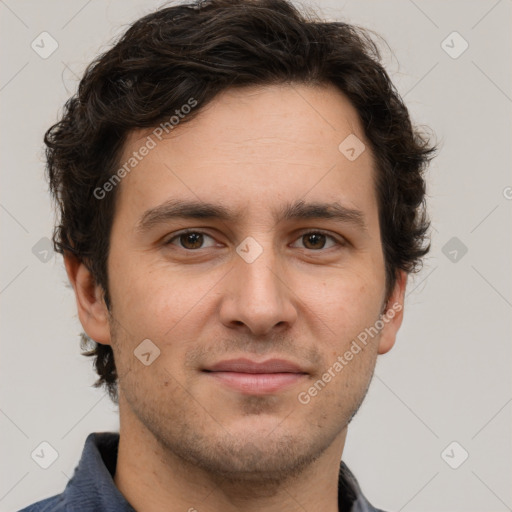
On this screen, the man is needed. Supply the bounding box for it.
[20,0,437,510]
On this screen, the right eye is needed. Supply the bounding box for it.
[164,230,219,250]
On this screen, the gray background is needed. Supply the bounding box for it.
[1,0,511,511]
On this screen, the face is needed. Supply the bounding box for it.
[76,83,406,484]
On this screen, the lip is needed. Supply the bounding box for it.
[202,358,308,395]
[206,372,306,394]
[204,358,306,374]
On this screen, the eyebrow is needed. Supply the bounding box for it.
[136,198,368,233]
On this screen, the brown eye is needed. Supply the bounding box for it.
[179,232,204,249]
[302,232,327,250]
[292,231,340,250]
[166,231,216,250]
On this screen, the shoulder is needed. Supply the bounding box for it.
[17,493,66,512]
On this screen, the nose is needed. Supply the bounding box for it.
[218,241,298,337]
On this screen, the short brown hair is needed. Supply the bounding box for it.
[45,0,437,403]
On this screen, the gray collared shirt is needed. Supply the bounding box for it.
[18,432,387,512]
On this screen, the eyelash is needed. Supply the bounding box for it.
[164,229,346,251]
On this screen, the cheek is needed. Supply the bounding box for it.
[296,342,377,430]
[111,260,217,343]
[304,269,383,341]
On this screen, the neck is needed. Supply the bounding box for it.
[113,401,347,512]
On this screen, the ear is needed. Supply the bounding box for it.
[377,270,407,355]
[64,253,112,345]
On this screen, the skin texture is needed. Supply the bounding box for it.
[65,82,407,512]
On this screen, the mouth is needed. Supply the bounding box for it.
[202,358,308,395]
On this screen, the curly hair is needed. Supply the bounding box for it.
[44,0,438,404]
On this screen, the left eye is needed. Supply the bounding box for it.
[165,230,342,251]
[291,231,340,250]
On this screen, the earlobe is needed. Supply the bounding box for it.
[64,253,112,345]
[377,270,407,355]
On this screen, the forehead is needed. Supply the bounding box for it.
[124,82,368,155]
[114,82,377,228]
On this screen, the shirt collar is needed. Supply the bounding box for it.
[62,432,136,511]
[59,432,384,512]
